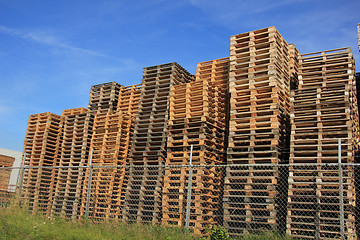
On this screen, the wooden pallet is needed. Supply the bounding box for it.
[289,44,300,90]
[85,167,128,221]
[0,154,15,167]
[228,27,290,159]
[289,47,359,237]
[81,110,132,220]
[51,110,94,219]
[162,167,223,235]
[298,48,355,89]
[163,75,227,233]
[166,148,224,165]
[170,79,226,129]
[116,84,141,117]
[88,82,121,112]
[225,164,282,235]
[0,189,15,206]
[287,166,356,239]
[196,57,229,90]
[0,155,15,191]
[0,167,12,191]
[62,107,88,116]
[168,126,225,152]
[229,27,290,105]
[90,110,132,163]
[163,213,222,235]
[124,63,194,224]
[290,83,359,165]
[224,163,288,230]
[128,63,194,165]
[225,27,291,235]
[22,112,63,215]
[123,166,164,224]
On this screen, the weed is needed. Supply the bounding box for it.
[203,225,229,240]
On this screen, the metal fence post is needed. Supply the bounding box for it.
[185,145,194,229]
[85,148,93,219]
[17,153,26,195]
[338,139,345,239]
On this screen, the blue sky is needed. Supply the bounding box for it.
[0,0,359,152]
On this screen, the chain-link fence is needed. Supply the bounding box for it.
[0,163,359,239]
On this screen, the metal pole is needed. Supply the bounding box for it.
[185,145,194,229]
[338,139,345,239]
[85,148,93,219]
[18,153,26,195]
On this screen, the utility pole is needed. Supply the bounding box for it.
[338,139,345,239]
[185,144,194,230]
[85,148,93,219]
[358,23,360,53]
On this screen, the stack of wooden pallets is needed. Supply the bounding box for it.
[83,110,132,221]
[117,84,142,117]
[51,107,94,219]
[358,24,360,53]
[0,153,15,205]
[195,57,230,145]
[62,107,88,116]
[195,57,231,158]
[88,82,121,112]
[0,154,15,190]
[162,63,227,234]
[289,44,300,90]
[224,26,291,235]
[18,26,360,239]
[82,81,140,220]
[196,58,230,90]
[0,155,15,167]
[357,73,360,128]
[288,48,359,239]
[22,112,63,215]
[123,63,194,224]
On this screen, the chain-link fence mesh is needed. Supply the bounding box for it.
[0,163,359,239]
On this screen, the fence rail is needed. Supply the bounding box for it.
[1,163,359,239]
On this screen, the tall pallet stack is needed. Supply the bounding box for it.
[195,57,231,141]
[0,154,15,203]
[356,73,360,114]
[196,57,231,149]
[288,48,359,239]
[22,112,63,214]
[358,24,360,53]
[123,63,194,224]
[224,26,291,235]
[82,110,132,221]
[51,107,94,219]
[0,154,15,168]
[162,60,227,234]
[0,154,15,190]
[117,84,142,117]
[88,82,121,112]
[196,58,230,89]
[289,44,300,90]
[82,81,139,220]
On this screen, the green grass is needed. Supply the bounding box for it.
[200,225,292,240]
[234,231,292,240]
[0,201,291,240]
[0,202,195,240]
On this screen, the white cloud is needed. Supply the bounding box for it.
[0,100,46,117]
[0,25,23,38]
[188,0,311,23]
[96,0,186,26]
[0,25,133,65]
[0,104,13,115]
